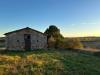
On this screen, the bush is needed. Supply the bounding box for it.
[55,38,83,49]
[65,38,83,49]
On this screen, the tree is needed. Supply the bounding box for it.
[44,25,83,49]
[44,25,64,48]
[44,25,64,40]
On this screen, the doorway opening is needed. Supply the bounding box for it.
[24,34,31,50]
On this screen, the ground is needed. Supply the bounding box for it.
[0,49,100,75]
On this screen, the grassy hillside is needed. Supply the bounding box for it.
[0,49,100,75]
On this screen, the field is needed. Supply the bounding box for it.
[65,37,100,49]
[0,49,100,75]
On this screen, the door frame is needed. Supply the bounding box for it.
[24,34,31,50]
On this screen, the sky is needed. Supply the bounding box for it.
[0,0,100,37]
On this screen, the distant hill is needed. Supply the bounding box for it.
[65,37,100,41]
[0,37,5,40]
[0,37,5,47]
[65,37,100,49]
[78,37,100,42]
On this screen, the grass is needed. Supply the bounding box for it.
[0,49,100,75]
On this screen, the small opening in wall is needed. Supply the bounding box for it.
[37,40,38,42]
[17,40,19,42]
[27,35,30,39]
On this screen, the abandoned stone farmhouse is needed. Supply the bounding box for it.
[4,27,47,51]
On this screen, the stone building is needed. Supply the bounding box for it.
[4,27,47,51]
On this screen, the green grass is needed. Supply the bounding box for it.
[0,49,100,75]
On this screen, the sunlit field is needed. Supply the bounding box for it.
[0,49,100,75]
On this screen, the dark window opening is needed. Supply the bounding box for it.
[24,34,31,40]
[37,40,38,42]
[27,35,30,39]
[17,40,19,42]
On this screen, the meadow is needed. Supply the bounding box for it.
[0,49,100,75]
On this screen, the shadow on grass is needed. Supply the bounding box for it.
[94,52,100,57]
[0,48,99,57]
[0,49,56,57]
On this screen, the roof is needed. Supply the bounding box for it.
[4,27,46,36]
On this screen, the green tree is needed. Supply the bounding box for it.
[44,25,64,48]
[44,25,63,39]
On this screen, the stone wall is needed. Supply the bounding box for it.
[5,29,47,50]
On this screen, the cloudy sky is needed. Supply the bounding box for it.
[0,0,100,37]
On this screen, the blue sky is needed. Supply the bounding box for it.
[0,0,100,37]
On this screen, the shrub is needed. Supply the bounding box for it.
[55,38,83,49]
